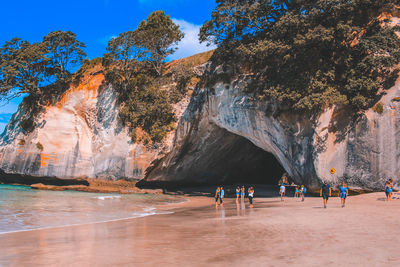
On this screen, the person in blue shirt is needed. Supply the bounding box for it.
[385,180,393,201]
[339,182,349,208]
[219,186,225,206]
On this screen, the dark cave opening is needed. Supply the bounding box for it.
[141,126,286,188]
[199,131,286,186]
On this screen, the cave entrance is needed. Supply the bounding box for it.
[201,129,285,186]
[142,125,286,188]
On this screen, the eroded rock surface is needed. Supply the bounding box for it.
[143,77,400,190]
[0,72,188,181]
[1,59,400,190]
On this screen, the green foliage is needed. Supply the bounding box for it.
[104,31,148,84]
[373,102,384,114]
[36,142,44,151]
[104,11,184,144]
[43,30,87,79]
[135,11,184,76]
[0,32,86,104]
[118,78,176,144]
[169,64,193,102]
[0,38,49,99]
[201,0,400,112]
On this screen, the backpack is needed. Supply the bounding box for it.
[303,187,307,194]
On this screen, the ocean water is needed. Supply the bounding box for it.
[0,184,182,234]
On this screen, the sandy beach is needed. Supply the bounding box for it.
[0,192,399,266]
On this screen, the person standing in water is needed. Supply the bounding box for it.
[236,186,240,202]
[219,186,225,206]
[339,182,349,207]
[300,185,306,202]
[320,182,331,208]
[248,186,254,207]
[279,183,286,201]
[215,187,220,206]
[241,186,246,200]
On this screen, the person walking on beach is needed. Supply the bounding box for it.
[236,186,240,202]
[300,185,306,202]
[241,186,245,200]
[385,181,393,201]
[215,187,220,206]
[294,185,300,198]
[339,182,349,207]
[280,183,286,201]
[248,186,254,207]
[320,182,331,208]
[219,186,225,206]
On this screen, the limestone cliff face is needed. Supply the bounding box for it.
[143,74,400,190]
[1,60,400,190]
[0,72,188,180]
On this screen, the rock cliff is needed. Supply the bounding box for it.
[142,74,400,190]
[1,56,400,190]
[0,70,189,181]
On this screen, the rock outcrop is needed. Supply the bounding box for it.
[142,75,400,190]
[0,71,189,181]
[1,56,400,190]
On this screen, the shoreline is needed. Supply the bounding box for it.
[1,193,400,266]
[0,191,196,236]
[1,180,163,195]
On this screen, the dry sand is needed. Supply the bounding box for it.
[0,192,399,266]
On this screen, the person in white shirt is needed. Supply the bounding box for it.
[279,183,286,201]
[248,186,255,207]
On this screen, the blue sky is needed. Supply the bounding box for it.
[0,0,216,133]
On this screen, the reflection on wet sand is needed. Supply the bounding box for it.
[2,194,400,266]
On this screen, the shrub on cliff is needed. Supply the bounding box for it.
[104,11,184,144]
[200,0,400,112]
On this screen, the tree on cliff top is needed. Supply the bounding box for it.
[0,38,49,100]
[103,31,147,88]
[104,11,183,84]
[0,31,86,103]
[104,11,183,144]
[200,0,400,111]
[43,30,86,80]
[135,10,184,76]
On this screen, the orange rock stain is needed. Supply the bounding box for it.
[48,73,105,111]
[40,153,58,168]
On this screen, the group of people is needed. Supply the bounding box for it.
[215,179,395,209]
[279,181,349,208]
[279,184,307,202]
[215,186,255,207]
[320,181,349,208]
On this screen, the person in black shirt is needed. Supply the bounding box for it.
[320,182,331,208]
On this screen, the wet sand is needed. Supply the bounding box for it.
[1,193,399,266]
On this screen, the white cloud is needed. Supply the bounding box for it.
[168,19,216,61]
[97,35,117,46]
